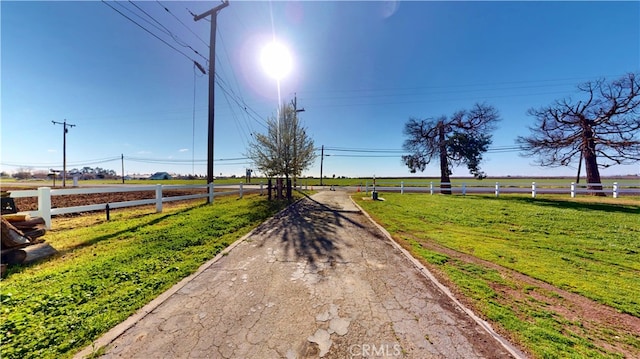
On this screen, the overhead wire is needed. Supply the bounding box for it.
[1,156,122,169]
[215,74,269,129]
[218,28,257,137]
[112,0,171,37]
[298,73,628,96]
[218,80,250,149]
[127,0,209,64]
[104,0,266,150]
[101,0,200,63]
[156,0,209,48]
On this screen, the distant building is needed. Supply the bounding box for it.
[148,172,172,180]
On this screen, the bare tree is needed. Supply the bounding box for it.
[402,103,500,194]
[517,73,640,195]
[247,103,316,181]
[13,168,32,180]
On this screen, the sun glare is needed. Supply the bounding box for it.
[260,41,293,80]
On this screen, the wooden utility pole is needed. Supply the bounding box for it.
[194,0,229,203]
[52,120,75,187]
[291,94,304,188]
[121,154,125,184]
[576,150,583,184]
[320,145,324,186]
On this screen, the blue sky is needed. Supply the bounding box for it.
[2,1,639,178]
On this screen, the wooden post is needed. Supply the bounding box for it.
[571,182,576,198]
[401,181,404,195]
[208,182,215,203]
[430,181,434,195]
[531,182,537,198]
[155,184,163,213]
[38,187,52,230]
[613,182,619,198]
[495,182,500,197]
[239,182,243,199]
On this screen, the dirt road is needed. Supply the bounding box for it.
[76,190,523,358]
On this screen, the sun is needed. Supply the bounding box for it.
[260,41,293,80]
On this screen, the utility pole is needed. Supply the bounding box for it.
[121,154,125,184]
[576,150,583,184]
[320,145,324,186]
[291,93,304,188]
[194,0,229,203]
[52,120,75,187]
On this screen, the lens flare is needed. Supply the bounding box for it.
[260,41,293,81]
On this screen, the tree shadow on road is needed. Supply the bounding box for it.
[252,195,375,267]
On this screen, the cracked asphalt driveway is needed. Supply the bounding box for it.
[78,190,522,359]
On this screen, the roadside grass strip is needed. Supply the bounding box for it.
[0,194,292,359]
[355,193,640,358]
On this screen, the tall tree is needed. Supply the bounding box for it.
[402,103,500,194]
[247,103,316,181]
[517,73,640,195]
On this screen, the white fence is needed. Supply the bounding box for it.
[363,181,639,198]
[9,183,254,229]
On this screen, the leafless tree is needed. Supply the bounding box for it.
[402,103,500,194]
[517,73,640,195]
[247,103,316,181]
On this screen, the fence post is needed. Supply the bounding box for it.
[613,182,619,198]
[260,182,264,195]
[531,182,537,198]
[570,182,576,198]
[430,181,434,195]
[208,182,215,203]
[155,184,163,213]
[401,181,404,195]
[495,182,500,197]
[239,182,244,199]
[38,187,52,230]
[462,183,467,196]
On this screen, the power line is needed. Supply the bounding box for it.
[298,73,628,96]
[102,0,199,63]
[126,0,173,35]
[328,154,404,158]
[302,90,574,109]
[219,80,250,149]
[214,75,269,129]
[1,157,122,169]
[127,0,209,63]
[218,28,256,137]
[320,145,524,155]
[156,0,209,48]
[112,0,171,37]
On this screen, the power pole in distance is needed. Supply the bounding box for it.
[194,0,229,203]
[320,145,324,186]
[291,94,304,188]
[52,119,75,187]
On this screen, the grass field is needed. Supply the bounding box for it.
[0,194,295,359]
[354,193,640,358]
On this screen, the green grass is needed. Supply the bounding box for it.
[355,193,640,358]
[0,194,293,359]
